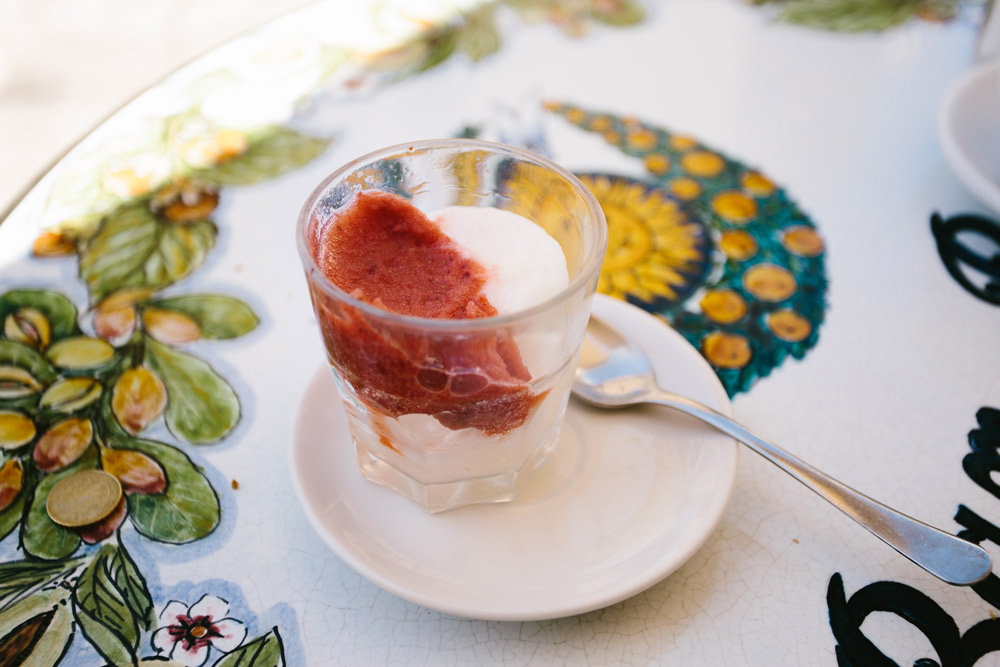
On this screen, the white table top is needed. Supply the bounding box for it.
[1,1,998,665]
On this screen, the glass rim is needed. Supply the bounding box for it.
[295,138,608,331]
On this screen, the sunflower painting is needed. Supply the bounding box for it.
[577,174,711,305]
[543,102,829,396]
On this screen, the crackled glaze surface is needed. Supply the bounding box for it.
[0,1,997,664]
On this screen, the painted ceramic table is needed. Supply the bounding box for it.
[1,1,999,665]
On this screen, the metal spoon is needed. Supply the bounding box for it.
[572,316,993,586]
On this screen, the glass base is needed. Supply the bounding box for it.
[354,433,558,513]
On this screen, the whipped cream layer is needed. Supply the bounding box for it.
[432,206,569,316]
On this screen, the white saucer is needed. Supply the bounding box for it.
[289,295,738,621]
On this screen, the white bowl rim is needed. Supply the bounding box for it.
[938,58,1000,213]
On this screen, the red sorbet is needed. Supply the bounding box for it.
[311,191,543,435]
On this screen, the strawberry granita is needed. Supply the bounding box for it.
[311,190,566,436]
[298,140,606,511]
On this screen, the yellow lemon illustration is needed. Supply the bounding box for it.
[743,264,797,302]
[712,191,758,224]
[703,332,752,369]
[681,151,725,178]
[627,128,658,151]
[741,171,776,197]
[782,226,825,257]
[766,309,812,342]
[643,153,671,175]
[670,135,698,151]
[668,178,701,201]
[700,290,748,324]
[719,230,758,261]
[589,116,612,131]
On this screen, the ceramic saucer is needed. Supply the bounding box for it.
[289,295,738,621]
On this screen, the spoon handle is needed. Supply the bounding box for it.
[646,389,992,586]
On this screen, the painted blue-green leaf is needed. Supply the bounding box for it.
[147,295,259,340]
[194,127,330,186]
[458,6,500,62]
[73,544,140,665]
[777,0,920,31]
[0,557,85,612]
[115,436,219,543]
[143,337,240,444]
[0,289,80,342]
[21,446,98,560]
[0,487,25,544]
[589,0,645,26]
[213,628,284,667]
[107,540,154,631]
[0,339,59,386]
[79,201,217,302]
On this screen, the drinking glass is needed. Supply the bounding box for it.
[297,139,607,512]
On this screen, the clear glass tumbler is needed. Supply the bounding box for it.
[296,139,607,512]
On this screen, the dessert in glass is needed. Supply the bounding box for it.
[296,139,607,512]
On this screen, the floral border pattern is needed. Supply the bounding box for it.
[0,2,645,664]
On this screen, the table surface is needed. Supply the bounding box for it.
[1,1,999,665]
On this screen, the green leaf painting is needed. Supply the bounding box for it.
[0,5,658,666]
[79,201,217,302]
[21,446,99,561]
[213,628,284,667]
[148,295,259,340]
[72,543,154,665]
[589,0,645,26]
[116,436,220,543]
[74,548,141,665]
[107,541,155,632]
[751,0,958,31]
[0,558,84,612]
[457,6,501,62]
[0,586,74,666]
[0,490,26,543]
[193,126,330,186]
[0,339,59,389]
[144,337,240,444]
[0,290,80,341]
[777,0,921,31]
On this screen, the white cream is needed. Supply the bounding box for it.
[432,206,569,315]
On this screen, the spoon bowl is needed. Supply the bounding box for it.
[572,314,993,587]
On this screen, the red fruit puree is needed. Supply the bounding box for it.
[310,191,543,435]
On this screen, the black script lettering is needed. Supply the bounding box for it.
[963,408,1000,500]
[828,574,1000,666]
[954,505,1000,611]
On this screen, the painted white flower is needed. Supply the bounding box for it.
[151,595,247,667]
